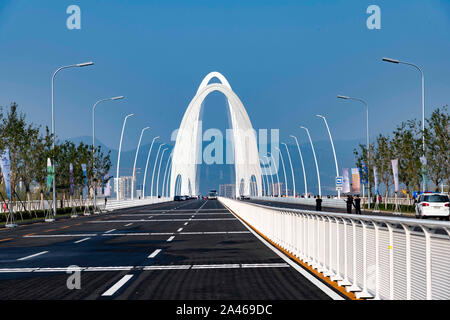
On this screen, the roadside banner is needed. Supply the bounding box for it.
[391,158,399,192]
[351,168,361,193]
[69,163,74,196]
[46,158,53,194]
[0,149,11,199]
[373,166,378,194]
[342,168,350,193]
[81,163,87,199]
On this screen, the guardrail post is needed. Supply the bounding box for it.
[386,223,395,300]
[324,216,335,277]
[372,222,381,300]
[356,220,373,299]
[338,218,352,286]
[331,217,343,281]
[318,216,327,273]
[400,223,412,300]
[420,225,433,300]
[312,215,320,269]
[347,219,362,292]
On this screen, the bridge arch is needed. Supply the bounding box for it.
[170,72,262,198]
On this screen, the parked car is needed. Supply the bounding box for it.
[415,193,449,220]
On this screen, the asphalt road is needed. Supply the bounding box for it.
[0,199,343,300]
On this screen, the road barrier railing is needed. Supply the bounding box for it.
[251,196,346,208]
[219,197,450,300]
[105,197,171,212]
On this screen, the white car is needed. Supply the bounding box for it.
[415,193,449,220]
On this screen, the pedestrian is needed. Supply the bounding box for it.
[354,194,361,214]
[315,195,322,211]
[104,197,107,208]
[346,195,353,213]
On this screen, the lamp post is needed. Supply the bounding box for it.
[264,155,275,197]
[338,95,370,205]
[382,57,426,192]
[48,61,94,222]
[151,143,166,199]
[142,136,159,198]
[92,95,124,211]
[116,113,134,201]
[300,126,321,197]
[162,152,173,199]
[316,115,340,199]
[156,148,168,199]
[131,126,150,200]
[165,158,173,198]
[290,135,307,197]
[269,153,281,197]
[282,142,295,197]
[275,147,288,197]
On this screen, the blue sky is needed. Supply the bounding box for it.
[0,0,449,155]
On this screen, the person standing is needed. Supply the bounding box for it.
[315,195,322,211]
[354,194,361,214]
[346,195,353,213]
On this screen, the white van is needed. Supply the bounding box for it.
[415,193,449,220]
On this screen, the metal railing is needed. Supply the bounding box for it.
[219,197,450,300]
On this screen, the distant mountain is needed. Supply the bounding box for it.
[66,136,363,196]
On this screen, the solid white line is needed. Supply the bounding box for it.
[177,228,183,232]
[74,237,91,244]
[101,274,134,296]
[23,231,250,239]
[104,229,116,234]
[90,218,236,223]
[225,205,345,300]
[24,234,97,238]
[192,264,240,269]
[167,236,175,242]
[17,251,49,261]
[148,249,162,258]
[143,265,190,270]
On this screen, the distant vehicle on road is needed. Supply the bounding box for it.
[239,195,250,200]
[207,190,218,200]
[415,193,449,220]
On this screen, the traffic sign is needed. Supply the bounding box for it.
[335,176,343,187]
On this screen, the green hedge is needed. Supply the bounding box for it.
[0,206,94,223]
[364,203,416,213]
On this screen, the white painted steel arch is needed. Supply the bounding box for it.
[170,72,262,198]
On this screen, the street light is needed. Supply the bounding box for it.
[151,143,166,199]
[264,155,275,197]
[131,126,150,200]
[275,147,288,197]
[92,95,124,211]
[281,142,295,197]
[162,152,173,198]
[290,135,308,197]
[269,153,281,197]
[116,113,134,200]
[48,61,94,222]
[165,158,173,198]
[316,114,340,199]
[382,57,426,192]
[338,95,370,204]
[142,136,159,198]
[156,148,168,199]
[300,126,321,197]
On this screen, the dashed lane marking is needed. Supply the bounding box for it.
[177,228,183,232]
[104,229,116,234]
[101,274,134,297]
[167,236,175,242]
[17,251,49,261]
[148,249,162,258]
[74,237,91,244]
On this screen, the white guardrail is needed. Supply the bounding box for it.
[219,197,450,300]
[251,196,347,208]
[104,197,171,211]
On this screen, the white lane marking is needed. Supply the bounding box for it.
[121,213,231,216]
[124,223,133,226]
[23,231,250,238]
[177,228,183,232]
[184,222,188,226]
[192,264,240,269]
[90,218,236,223]
[74,237,91,244]
[148,216,153,219]
[101,274,134,297]
[225,205,345,301]
[0,263,292,273]
[104,229,116,234]
[148,249,162,258]
[167,236,175,242]
[17,251,49,261]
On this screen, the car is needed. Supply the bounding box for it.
[415,193,449,220]
[207,190,218,200]
[174,195,182,201]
